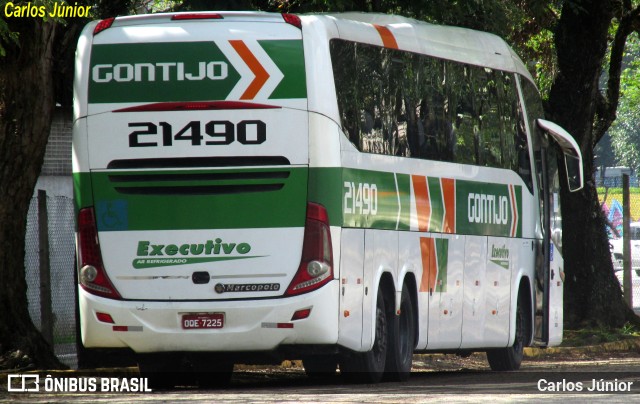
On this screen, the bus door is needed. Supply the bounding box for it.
[534,119,583,346]
[533,137,561,345]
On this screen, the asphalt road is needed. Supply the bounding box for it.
[3,351,640,403]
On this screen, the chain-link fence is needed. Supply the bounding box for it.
[25,192,77,368]
[600,177,640,311]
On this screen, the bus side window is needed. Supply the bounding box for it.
[516,96,533,193]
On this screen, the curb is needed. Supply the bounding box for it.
[524,337,640,358]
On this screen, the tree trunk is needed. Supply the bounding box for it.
[548,0,638,328]
[0,19,65,370]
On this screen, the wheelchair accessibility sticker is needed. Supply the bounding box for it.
[96,200,128,231]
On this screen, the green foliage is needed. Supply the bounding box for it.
[0,16,19,57]
[522,29,556,97]
[609,32,640,172]
[0,0,86,57]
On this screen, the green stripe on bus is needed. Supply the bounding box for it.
[310,167,523,237]
[435,238,449,292]
[259,40,307,99]
[88,42,241,104]
[455,181,522,238]
[396,173,411,231]
[89,167,308,231]
[308,167,343,226]
[427,177,443,233]
[74,172,94,213]
[88,40,306,104]
[342,168,398,230]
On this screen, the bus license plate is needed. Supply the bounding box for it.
[181,313,224,329]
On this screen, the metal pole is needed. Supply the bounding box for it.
[623,174,632,308]
[38,189,54,346]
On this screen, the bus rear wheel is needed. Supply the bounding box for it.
[340,287,388,383]
[385,284,415,381]
[486,294,528,371]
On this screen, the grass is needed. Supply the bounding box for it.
[561,323,640,346]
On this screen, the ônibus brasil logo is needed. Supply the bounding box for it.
[133,238,259,269]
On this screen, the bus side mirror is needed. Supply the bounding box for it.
[536,119,584,192]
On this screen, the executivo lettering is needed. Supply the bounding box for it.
[490,244,510,270]
[133,238,262,269]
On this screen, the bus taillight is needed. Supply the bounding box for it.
[282,14,302,29]
[171,13,224,20]
[285,203,333,296]
[93,17,115,36]
[77,208,122,300]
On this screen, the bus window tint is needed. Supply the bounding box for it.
[330,39,532,188]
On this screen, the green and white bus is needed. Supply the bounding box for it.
[73,11,583,384]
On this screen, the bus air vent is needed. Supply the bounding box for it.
[107,156,290,170]
[107,170,290,196]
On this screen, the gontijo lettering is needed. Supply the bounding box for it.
[468,193,509,225]
[92,62,229,83]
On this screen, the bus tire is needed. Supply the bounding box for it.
[384,284,415,381]
[486,294,528,371]
[340,287,388,383]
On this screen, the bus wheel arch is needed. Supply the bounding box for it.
[339,272,394,383]
[384,274,417,381]
[486,279,532,371]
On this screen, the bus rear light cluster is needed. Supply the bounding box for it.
[285,203,333,296]
[171,13,223,20]
[282,14,302,29]
[77,208,122,300]
[93,17,115,35]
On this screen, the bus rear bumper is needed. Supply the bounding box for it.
[79,281,339,353]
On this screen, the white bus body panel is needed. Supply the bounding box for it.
[424,233,464,350]
[80,281,340,351]
[338,228,365,351]
[549,242,564,345]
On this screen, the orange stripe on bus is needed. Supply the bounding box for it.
[373,24,399,49]
[412,175,430,232]
[419,237,437,292]
[509,185,518,237]
[229,40,270,100]
[441,178,455,234]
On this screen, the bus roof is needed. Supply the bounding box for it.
[93,11,532,83]
[319,13,534,83]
